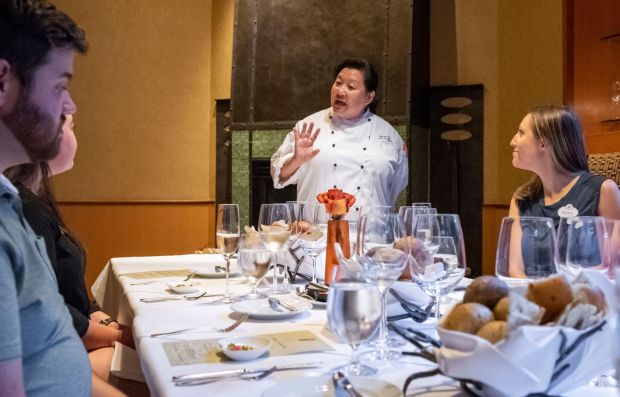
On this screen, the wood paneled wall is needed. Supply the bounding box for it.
[482,204,510,275]
[59,202,215,297]
[566,0,620,152]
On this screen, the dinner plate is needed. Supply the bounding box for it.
[230,297,312,320]
[261,375,402,397]
[194,259,241,278]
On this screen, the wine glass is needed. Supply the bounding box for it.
[399,206,437,236]
[357,213,408,361]
[411,213,441,254]
[327,280,382,376]
[286,201,307,250]
[216,204,240,303]
[562,216,608,278]
[409,236,464,319]
[495,216,557,283]
[258,203,292,295]
[298,203,328,283]
[237,234,272,299]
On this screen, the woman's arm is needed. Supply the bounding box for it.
[598,179,620,220]
[508,197,528,278]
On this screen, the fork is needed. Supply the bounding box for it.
[150,313,249,337]
[139,291,211,303]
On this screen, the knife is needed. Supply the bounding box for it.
[172,362,324,384]
[332,371,362,397]
[268,296,297,312]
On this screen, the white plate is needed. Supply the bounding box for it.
[261,375,402,397]
[230,298,312,320]
[194,259,241,278]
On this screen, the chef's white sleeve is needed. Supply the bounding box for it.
[270,130,300,188]
[390,138,409,205]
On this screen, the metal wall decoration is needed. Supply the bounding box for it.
[429,84,484,276]
[230,0,414,130]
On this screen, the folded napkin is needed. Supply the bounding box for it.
[386,281,432,322]
[110,342,146,383]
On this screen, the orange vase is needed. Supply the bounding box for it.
[324,219,351,285]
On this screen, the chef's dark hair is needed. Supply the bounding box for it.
[334,58,379,112]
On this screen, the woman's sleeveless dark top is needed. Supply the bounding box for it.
[516,172,606,277]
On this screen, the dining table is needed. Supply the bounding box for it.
[92,253,617,397]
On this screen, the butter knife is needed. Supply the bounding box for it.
[173,362,323,384]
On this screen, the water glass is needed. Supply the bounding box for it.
[327,280,382,376]
[495,216,557,282]
[237,235,272,299]
[563,216,608,277]
[258,203,292,295]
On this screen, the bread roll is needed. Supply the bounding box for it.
[476,321,508,344]
[463,276,510,309]
[526,274,573,324]
[441,302,494,334]
[493,296,509,321]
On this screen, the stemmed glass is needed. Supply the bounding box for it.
[495,216,557,282]
[327,279,382,376]
[399,206,437,236]
[298,203,328,283]
[562,216,608,277]
[409,236,464,319]
[411,213,441,254]
[258,203,292,295]
[357,213,408,361]
[237,234,272,299]
[216,204,240,303]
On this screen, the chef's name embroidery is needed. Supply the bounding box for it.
[377,135,392,144]
[558,204,579,218]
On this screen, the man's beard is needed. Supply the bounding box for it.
[2,90,62,162]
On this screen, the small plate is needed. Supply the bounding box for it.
[166,282,201,294]
[261,375,402,397]
[230,298,312,320]
[194,258,241,278]
[219,336,271,361]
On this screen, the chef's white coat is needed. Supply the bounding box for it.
[270,107,409,221]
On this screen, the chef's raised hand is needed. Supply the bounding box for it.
[292,122,321,165]
[278,122,321,182]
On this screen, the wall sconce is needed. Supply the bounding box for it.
[439,96,473,142]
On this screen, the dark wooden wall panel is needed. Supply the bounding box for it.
[232,0,413,127]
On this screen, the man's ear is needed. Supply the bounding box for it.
[0,59,18,112]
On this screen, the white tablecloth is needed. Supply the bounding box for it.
[92,254,617,397]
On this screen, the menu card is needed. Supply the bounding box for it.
[118,269,193,279]
[162,330,333,366]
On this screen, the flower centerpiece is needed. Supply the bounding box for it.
[316,189,356,284]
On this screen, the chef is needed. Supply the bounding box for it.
[270,58,409,221]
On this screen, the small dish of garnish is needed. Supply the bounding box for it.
[219,336,271,361]
[166,282,200,294]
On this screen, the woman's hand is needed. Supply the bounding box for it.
[279,122,321,182]
[292,122,321,165]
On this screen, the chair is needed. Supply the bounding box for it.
[588,152,620,185]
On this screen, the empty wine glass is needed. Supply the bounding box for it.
[327,280,382,376]
[412,213,441,254]
[357,213,408,361]
[237,234,272,299]
[298,203,328,283]
[258,203,292,295]
[495,216,557,283]
[216,204,240,303]
[562,216,607,278]
[399,206,437,236]
[409,236,464,319]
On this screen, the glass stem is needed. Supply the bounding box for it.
[379,291,388,347]
[311,256,317,283]
[224,257,230,299]
[434,283,441,319]
[281,249,289,287]
[349,344,360,368]
[271,251,278,289]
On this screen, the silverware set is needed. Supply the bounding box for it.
[172,362,324,386]
[139,291,213,303]
[150,313,249,337]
